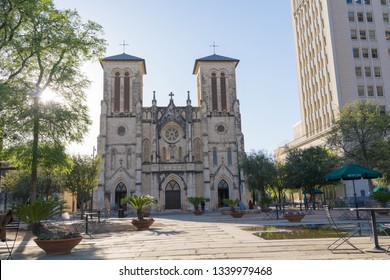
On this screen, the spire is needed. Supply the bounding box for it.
[152,91,157,106]
[186,91,191,106]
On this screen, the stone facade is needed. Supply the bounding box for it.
[94,53,247,212]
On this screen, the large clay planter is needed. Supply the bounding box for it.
[34,237,83,255]
[283,213,305,222]
[131,218,154,230]
[230,212,245,218]
[193,210,203,215]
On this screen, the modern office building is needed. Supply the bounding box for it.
[276,0,390,158]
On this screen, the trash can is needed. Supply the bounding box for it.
[118,209,125,218]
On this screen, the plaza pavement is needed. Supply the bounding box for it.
[3,209,390,260]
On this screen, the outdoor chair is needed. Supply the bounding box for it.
[87,209,110,235]
[378,223,390,254]
[324,206,365,254]
[61,212,86,233]
[0,210,20,260]
[262,208,276,220]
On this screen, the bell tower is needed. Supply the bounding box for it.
[96,53,146,210]
[100,53,146,116]
[193,54,239,113]
[193,53,245,208]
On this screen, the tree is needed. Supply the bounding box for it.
[267,162,289,206]
[2,166,67,203]
[327,100,390,169]
[0,0,106,202]
[240,150,275,208]
[283,146,339,207]
[63,155,101,213]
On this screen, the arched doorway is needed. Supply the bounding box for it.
[218,179,229,207]
[115,182,127,210]
[165,180,181,209]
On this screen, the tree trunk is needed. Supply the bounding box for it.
[30,93,40,203]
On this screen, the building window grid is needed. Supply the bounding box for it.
[367,86,374,97]
[356,86,385,97]
[352,47,381,59]
[347,0,371,4]
[377,86,384,96]
[359,30,367,40]
[355,67,362,77]
[384,13,389,23]
[369,30,376,40]
[365,67,372,77]
[374,67,381,77]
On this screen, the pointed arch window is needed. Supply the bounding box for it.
[162,147,167,161]
[126,148,131,169]
[124,72,130,111]
[213,147,218,166]
[143,140,151,163]
[220,73,227,111]
[227,147,232,166]
[114,72,120,111]
[218,179,228,189]
[111,148,117,170]
[211,73,218,111]
[178,146,183,161]
[194,139,202,162]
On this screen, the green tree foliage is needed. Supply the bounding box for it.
[63,155,101,213]
[2,167,67,203]
[327,100,390,170]
[283,146,339,197]
[268,163,289,205]
[0,0,106,202]
[240,150,275,206]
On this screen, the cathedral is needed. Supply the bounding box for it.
[94,51,247,212]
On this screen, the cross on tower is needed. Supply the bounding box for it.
[210,41,219,54]
[119,40,129,53]
[169,92,174,100]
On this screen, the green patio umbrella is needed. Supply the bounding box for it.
[326,164,382,218]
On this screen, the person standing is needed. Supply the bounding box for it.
[304,196,309,210]
[248,200,254,209]
[201,200,205,213]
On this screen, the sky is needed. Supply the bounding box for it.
[54,0,300,157]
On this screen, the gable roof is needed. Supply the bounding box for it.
[193,54,239,74]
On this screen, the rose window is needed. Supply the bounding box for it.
[164,127,179,143]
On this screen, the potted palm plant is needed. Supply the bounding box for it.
[187,197,205,215]
[15,197,83,255]
[121,194,157,230]
[222,198,244,218]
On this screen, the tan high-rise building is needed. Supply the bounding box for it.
[276,0,390,158]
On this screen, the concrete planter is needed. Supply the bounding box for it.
[131,218,154,230]
[34,237,83,255]
[230,212,245,218]
[283,213,305,222]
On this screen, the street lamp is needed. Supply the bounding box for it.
[90,146,96,211]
